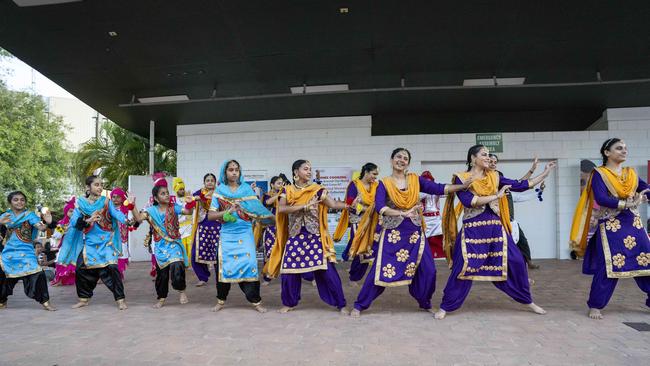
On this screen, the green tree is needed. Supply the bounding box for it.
[0,78,72,212]
[74,120,176,190]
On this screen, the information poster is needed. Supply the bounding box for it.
[313,167,353,259]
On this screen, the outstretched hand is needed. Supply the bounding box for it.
[497,185,512,198]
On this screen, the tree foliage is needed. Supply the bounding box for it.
[0,80,72,211]
[74,120,176,190]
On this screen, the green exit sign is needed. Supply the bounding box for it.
[476,133,503,153]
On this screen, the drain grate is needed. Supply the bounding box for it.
[623,322,650,331]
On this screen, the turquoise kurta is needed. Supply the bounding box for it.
[211,196,259,283]
[146,203,189,269]
[57,196,127,268]
[0,211,42,278]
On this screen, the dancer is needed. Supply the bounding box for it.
[173,177,194,266]
[265,159,350,313]
[489,154,541,269]
[57,175,136,310]
[133,183,191,308]
[0,191,56,310]
[420,171,444,258]
[110,187,131,279]
[50,197,77,286]
[334,163,379,285]
[207,160,273,313]
[189,173,221,286]
[351,148,469,318]
[435,145,555,319]
[260,176,284,285]
[569,138,650,319]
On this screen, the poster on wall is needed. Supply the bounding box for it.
[244,170,268,198]
[312,167,353,259]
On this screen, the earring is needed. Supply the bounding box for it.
[294,175,299,181]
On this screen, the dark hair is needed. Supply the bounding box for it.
[203,173,217,183]
[391,148,411,162]
[291,160,309,184]
[278,173,290,185]
[600,138,622,165]
[466,144,486,171]
[151,185,168,206]
[270,176,282,185]
[7,191,27,204]
[84,175,100,197]
[359,163,378,179]
[489,153,499,162]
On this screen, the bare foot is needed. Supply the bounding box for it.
[261,281,270,286]
[51,282,61,287]
[588,308,603,320]
[349,281,360,288]
[527,303,546,315]
[195,280,207,287]
[528,278,536,286]
[0,302,6,310]
[278,306,295,313]
[528,263,540,270]
[423,308,436,314]
[179,292,189,304]
[211,301,225,312]
[42,301,57,311]
[339,307,351,315]
[350,309,361,318]
[434,309,447,319]
[253,304,268,313]
[311,280,317,287]
[153,299,165,309]
[72,299,90,309]
[117,299,128,310]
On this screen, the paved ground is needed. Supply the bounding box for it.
[0,259,649,366]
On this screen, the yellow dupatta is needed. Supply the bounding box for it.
[263,184,337,278]
[382,172,421,209]
[442,170,511,264]
[569,166,638,256]
[333,180,379,257]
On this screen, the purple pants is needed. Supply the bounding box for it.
[354,247,436,311]
[440,239,532,312]
[191,240,212,282]
[349,256,369,282]
[280,262,346,309]
[587,266,650,309]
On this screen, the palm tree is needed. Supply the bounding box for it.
[74,121,176,189]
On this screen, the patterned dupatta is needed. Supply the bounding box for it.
[569,167,638,256]
[57,196,121,266]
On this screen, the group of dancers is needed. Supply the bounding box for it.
[1,139,649,320]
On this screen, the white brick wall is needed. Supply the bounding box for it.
[176,108,650,259]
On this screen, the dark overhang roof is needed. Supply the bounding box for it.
[2,1,650,148]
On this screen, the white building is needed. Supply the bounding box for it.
[175,108,650,261]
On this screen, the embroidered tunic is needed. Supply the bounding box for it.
[0,211,42,278]
[145,203,188,269]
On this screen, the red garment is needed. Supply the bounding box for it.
[427,235,444,258]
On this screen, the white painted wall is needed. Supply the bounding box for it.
[176,107,650,259]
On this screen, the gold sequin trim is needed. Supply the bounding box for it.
[466,251,505,259]
[464,237,504,244]
[463,220,501,229]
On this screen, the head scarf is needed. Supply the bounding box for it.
[173,177,186,193]
[214,160,274,222]
[58,196,76,226]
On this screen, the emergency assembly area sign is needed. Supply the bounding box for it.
[476,133,503,153]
